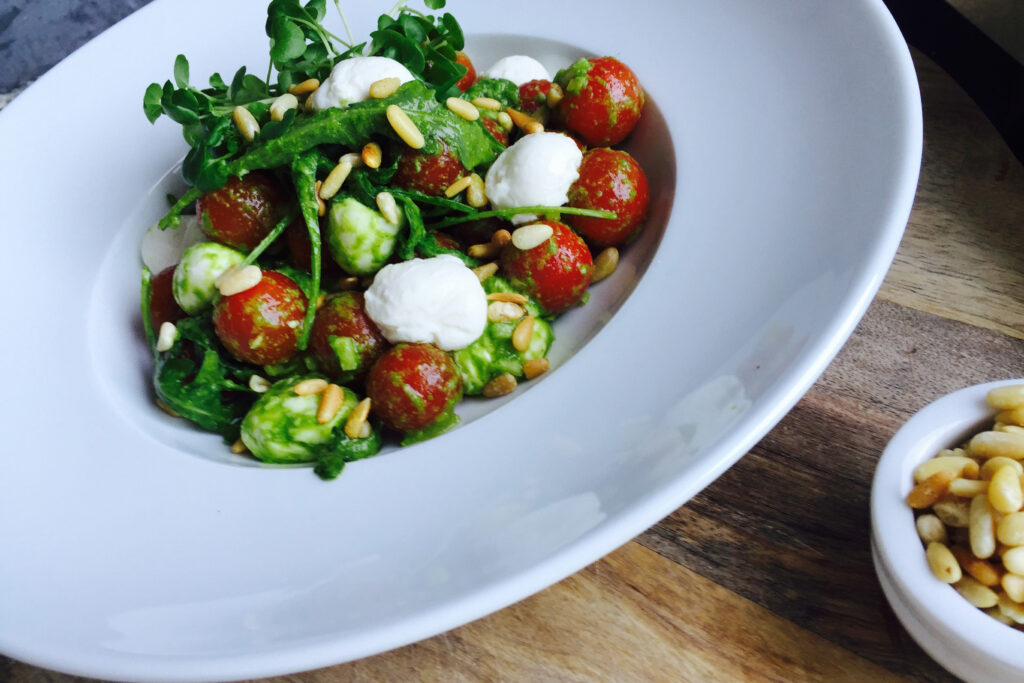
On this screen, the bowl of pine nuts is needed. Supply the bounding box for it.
[872,379,1024,683]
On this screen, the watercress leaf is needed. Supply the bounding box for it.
[228,66,247,101]
[434,43,457,62]
[377,14,396,31]
[370,29,425,73]
[182,121,206,147]
[173,54,190,88]
[424,0,446,9]
[259,107,297,141]
[196,158,230,192]
[238,74,270,102]
[143,82,163,123]
[301,41,329,66]
[440,13,463,50]
[269,16,307,63]
[209,72,227,91]
[340,41,367,59]
[205,116,232,147]
[398,13,428,43]
[304,0,326,22]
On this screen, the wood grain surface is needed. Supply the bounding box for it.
[5,47,1024,683]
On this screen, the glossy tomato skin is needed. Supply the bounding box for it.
[566,148,650,247]
[366,343,461,431]
[149,265,186,331]
[392,142,466,196]
[455,51,476,92]
[518,79,552,114]
[552,57,644,147]
[213,271,308,365]
[500,220,593,314]
[480,116,509,147]
[196,171,291,252]
[309,291,389,382]
[284,216,340,276]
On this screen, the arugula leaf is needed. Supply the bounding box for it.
[290,151,322,350]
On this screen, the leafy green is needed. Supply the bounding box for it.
[313,426,383,480]
[290,151,322,349]
[429,205,616,231]
[265,0,340,89]
[465,78,520,109]
[368,3,466,99]
[140,267,156,352]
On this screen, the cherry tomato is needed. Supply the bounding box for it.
[455,51,476,92]
[566,148,650,247]
[309,291,389,382]
[480,115,509,147]
[552,57,644,147]
[500,220,593,314]
[366,343,461,431]
[518,79,552,114]
[149,265,186,331]
[196,171,291,251]
[392,142,466,196]
[284,216,340,276]
[213,270,307,365]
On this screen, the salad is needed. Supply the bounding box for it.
[140,0,651,479]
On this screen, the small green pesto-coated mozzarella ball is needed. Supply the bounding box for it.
[325,197,404,276]
[171,241,245,314]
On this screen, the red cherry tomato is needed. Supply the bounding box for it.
[213,271,307,365]
[366,343,461,431]
[149,265,186,332]
[309,291,389,382]
[518,79,552,114]
[480,116,509,147]
[500,220,593,314]
[553,57,644,147]
[455,51,476,92]
[392,142,466,196]
[284,216,340,276]
[566,148,650,247]
[196,171,291,251]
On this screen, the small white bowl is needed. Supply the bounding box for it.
[872,379,1024,683]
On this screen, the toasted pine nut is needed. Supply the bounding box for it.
[472,262,498,282]
[998,511,1024,545]
[506,106,542,133]
[289,78,320,96]
[445,175,473,198]
[482,372,517,397]
[362,142,383,169]
[988,385,1024,410]
[487,292,528,304]
[491,228,512,247]
[523,357,549,380]
[1005,547,1024,575]
[249,375,271,393]
[511,223,553,250]
[376,191,401,224]
[969,430,1024,459]
[991,464,1024,513]
[446,96,480,121]
[270,93,299,121]
[546,82,564,107]
[305,95,316,113]
[231,438,248,454]
[992,456,1024,479]
[954,575,999,608]
[916,514,948,544]
[907,470,957,509]
[317,383,344,424]
[496,111,514,131]
[970,494,998,559]
[467,173,487,207]
[294,378,329,396]
[1003,573,1024,602]
[339,152,364,169]
[997,406,1024,426]
[156,321,178,352]
[232,106,260,141]
[997,593,1024,623]
[369,77,401,99]
[316,294,325,310]
[914,455,978,483]
[951,546,1001,586]
[344,397,372,439]
[949,478,989,498]
[386,104,425,149]
[314,180,326,216]
[472,96,502,111]
[487,301,525,323]
[512,316,535,352]
[468,242,501,260]
[319,159,353,201]
[337,276,360,290]
[216,264,262,296]
[592,247,619,283]
[926,542,962,583]
[933,499,971,527]
[523,120,544,134]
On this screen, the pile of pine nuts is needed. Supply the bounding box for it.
[908,384,1024,627]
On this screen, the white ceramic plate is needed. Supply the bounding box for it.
[0,1,921,680]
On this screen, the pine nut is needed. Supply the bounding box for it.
[523,357,549,379]
[951,546,1001,586]
[505,107,541,133]
[1004,547,1024,575]
[546,82,564,107]
[523,120,544,134]
[314,180,326,216]
[231,438,248,454]
[316,294,325,309]
[340,152,364,168]
[915,514,947,544]
[270,93,299,121]
[512,316,535,352]
[288,78,320,95]
[362,142,383,169]
[592,247,619,283]
[969,494,997,559]
[344,397,371,439]
[446,96,479,121]
[467,173,487,207]
[369,77,401,99]
[906,470,957,509]
[954,576,999,608]
[482,372,517,397]
[468,242,501,260]
[497,111,514,131]
[305,95,316,113]
[232,106,260,142]
[471,96,502,111]
[969,430,1024,459]
[319,159,353,201]
[376,191,401,224]
[988,385,1024,410]
[317,383,344,424]
[487,301,524,322]
[444,175,473,198]
[491,228,512,246]
[294,378,329,396]
[997,593,1024,623]
[511,223,553,251]
[249,375,271,393]
[950,478,989,497]
[1003,573,1024,603]
[933,499,971,527]
[216,264,262,296]
[472,262,498,282]
[386,104,425,149]
[487,292,528,304]
[155,321,178,352]
[997,512,1024,545]
[914,455,977,483]
[991,464,1024,513]
[926,542,962,583]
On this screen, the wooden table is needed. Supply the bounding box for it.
[4,47,1023,683]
